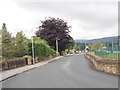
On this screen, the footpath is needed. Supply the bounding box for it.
[0,56,63,82]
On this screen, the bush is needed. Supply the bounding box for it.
[61,51,67,55]
[55,51,60,56]
[51,49,56,56]
[69,50,74,54]
[23,55,32,58]
[62,51,65,54]
[28,39,56,57]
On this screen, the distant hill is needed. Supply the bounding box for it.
[75,36,119,44]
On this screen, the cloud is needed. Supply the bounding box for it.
[0,0,118,39]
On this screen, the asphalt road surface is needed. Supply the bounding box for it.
[2,53,118,88]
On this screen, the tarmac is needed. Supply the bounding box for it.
[0,56,63,82]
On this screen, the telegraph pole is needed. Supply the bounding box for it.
[118,38,120,47]
[56,38,58,53]
[85,40,86,52]
[112,41,114,52]
[56,38,60,56]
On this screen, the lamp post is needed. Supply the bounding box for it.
[31,27,38,64]
[31,35,35,64]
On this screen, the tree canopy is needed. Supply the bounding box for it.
[13,31,29,57]
[0,23,60,59]
[75,42,85,50]
[1,23,13,58]
[89,42,105,50]
[36,17,74,52]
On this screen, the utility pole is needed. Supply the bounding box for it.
[112,41,114,52]
[56,38,60,56]
[85,40,86,52]
[118,38,120,47]
[56,38,58,53]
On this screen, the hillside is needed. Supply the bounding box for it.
[75,36,119,44]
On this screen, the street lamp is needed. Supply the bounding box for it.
[31,35,35,64]
[31,27,38,64]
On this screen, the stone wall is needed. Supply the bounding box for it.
[86,52,120,75]
[1,58,27,70]
[1,55,55,71]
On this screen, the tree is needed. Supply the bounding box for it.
[36,17,74,53]
[75,42,85,50]
[105,42,112,47]
[90,42,105,50]
[73,45,81,51]
[1,23,13,59]
[13,31,29,57]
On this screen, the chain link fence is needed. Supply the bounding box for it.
[89,46,120,60]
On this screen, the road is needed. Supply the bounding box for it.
[2,53,118,88]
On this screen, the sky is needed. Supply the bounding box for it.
[0,0,118,40]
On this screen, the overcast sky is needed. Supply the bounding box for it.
[0,0,118,40]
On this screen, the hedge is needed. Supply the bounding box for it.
[28,39,56,57]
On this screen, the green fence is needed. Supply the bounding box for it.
[90,46,120,59]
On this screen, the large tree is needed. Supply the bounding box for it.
[90,42,105,50]
[1,23,13,59]
[75,42,85,50]
[13,31,29,57]
[36,17,74,52]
